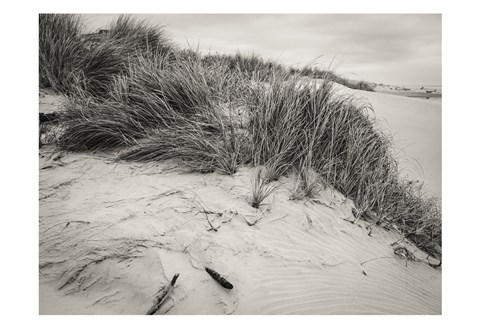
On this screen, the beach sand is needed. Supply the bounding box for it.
[361,91,441,198]
[334,85,441,198]
[39,87,441,315]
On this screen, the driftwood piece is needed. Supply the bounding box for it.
[146,273,180,315]
[205,267,233,289]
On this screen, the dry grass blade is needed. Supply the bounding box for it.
[249,167,278,209]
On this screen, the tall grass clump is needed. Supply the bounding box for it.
[60,53,247,174]
[247,72,337,182]
[74,14,176,98]
[40,14,174,97]
[107,15,173,56]
[58,94,147,151]
[70,39,131,98]
[114,56,247,174]
[39,14,84,92]
[118,117,242,175]
[246,71,440,255]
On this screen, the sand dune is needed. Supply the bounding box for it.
[39,145,441,314]
[325,83,441,198]
[360,91,441,198]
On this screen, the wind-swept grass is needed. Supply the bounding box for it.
[107,15,173,55]
[117,119,241,175]
[39,14,84,92]
[39,14,173,97]
[245,71,440,255]
[71,39,130,98]
[113,56,247,174]
[60,53,247,174]
[202,52,286,81]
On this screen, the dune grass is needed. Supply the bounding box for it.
[291,66,375,91]
[40,14,441,257]
[59,52,248,174]
[39,14,173,97]
[39,14,84,93]
[249,167,279,209]
[202,52,286,82]
[107,15,173,55]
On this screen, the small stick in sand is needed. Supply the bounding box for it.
[204,213,218,232]
[146,273,180,315]
[205,267,233,289]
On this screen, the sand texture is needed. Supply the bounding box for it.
[39,149,441,315]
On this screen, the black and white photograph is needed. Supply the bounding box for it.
[37,13,442,315]
[4,0,480,324]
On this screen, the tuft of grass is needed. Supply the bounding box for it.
[71,39,129,98]
[249,167,279,208]
[117,116,242,175]
[40,14,174,97]
[107,15,173,56]
[59,53,246,175]
[39,14,84,92]
[58,95,144,151]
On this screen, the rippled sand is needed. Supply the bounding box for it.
[39,148,441,314]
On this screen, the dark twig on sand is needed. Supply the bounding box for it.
[205,267,233,289]
[146,273,180,315]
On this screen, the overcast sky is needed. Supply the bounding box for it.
[81,14,441,86]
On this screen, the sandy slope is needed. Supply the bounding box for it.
[360,91,441,198]
[328,84,442,198]
[39,147,441,315]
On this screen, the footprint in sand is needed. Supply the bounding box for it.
[213,287,239,314]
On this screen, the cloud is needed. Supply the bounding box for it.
[81,14,441,85]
